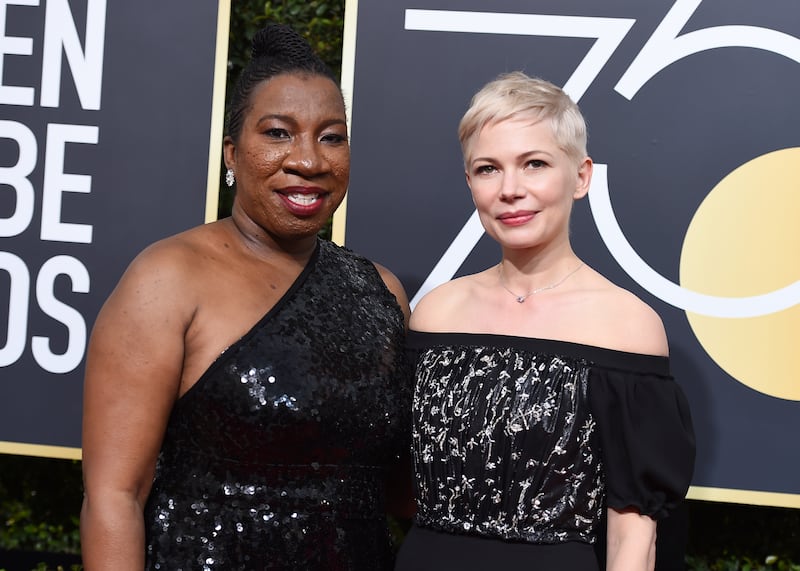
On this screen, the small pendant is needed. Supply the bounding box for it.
[516,296,525,303]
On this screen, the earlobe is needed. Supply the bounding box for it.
[573,157,593,199]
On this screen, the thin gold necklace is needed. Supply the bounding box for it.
[498,262,584,303]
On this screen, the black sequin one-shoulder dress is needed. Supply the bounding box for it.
[143,240,411,570]
[395,331,696,571]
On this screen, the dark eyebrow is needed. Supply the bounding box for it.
[320,118,348,129]
[254,114,347,130]
[255,113,294,126]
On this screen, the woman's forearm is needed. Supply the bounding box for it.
[606,508,657,571]
[80,492,146,570]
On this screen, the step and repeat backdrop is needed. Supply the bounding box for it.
[340,0,800,507]
[2,0,798,508]
[0,0,229,457]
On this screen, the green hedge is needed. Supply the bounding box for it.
[686,500,800,567]
[0,456,81,555]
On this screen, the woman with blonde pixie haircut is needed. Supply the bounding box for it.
[396,72,695,571]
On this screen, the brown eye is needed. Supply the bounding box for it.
[264,128,290,139]
[321,133,347,144]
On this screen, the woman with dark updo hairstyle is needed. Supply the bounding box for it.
[80,24,413,569]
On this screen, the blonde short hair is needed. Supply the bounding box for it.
[458,71,588,164]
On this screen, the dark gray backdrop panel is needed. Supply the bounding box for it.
[345,0,800,498]
[0,1,221,450]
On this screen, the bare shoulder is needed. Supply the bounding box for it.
[583,274,668,356]
[98,223,223,328]
[373,261,411,326]
[410,275,476,332]
[129,223,216,277]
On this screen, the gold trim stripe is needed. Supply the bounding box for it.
[688,485,800,508]
[0,441,81,461]
[331,0,359,246]
[204,0,232,223]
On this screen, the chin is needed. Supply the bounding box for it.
[283,223,328,241]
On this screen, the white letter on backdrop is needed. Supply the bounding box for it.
[41,123,98,244]
[0,120,37,237]
[40,0,106,109]
[32,255,89,374]
[0,251,30,367]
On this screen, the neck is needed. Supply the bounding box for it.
[498,248,582,301]
[501,240,577,274]
[228,206,319,263]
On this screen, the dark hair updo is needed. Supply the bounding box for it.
[225,23,340,142]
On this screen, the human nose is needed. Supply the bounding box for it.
[498,171,523,201]
[283,136,324,176]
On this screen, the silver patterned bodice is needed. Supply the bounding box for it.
[413,336,603,543]
[412,333,605,544]
[409,329,697,556]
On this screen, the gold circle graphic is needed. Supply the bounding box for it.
[680,148,800,400]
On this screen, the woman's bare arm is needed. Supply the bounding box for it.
[606,508,657,571]
[80,243,193,569]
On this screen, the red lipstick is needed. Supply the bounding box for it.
[277,187,327,217]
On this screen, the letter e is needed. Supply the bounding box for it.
[41,123,97,243]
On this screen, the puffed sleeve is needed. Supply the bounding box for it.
[588,364,695,519]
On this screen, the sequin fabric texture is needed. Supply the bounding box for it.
[143,240,411,570]
[412,335,604,544]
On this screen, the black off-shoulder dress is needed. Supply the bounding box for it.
[142,240,411,570]
[396,331,695,570]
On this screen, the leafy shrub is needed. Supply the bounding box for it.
[0,499,79,553]
[0,456,82,556]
